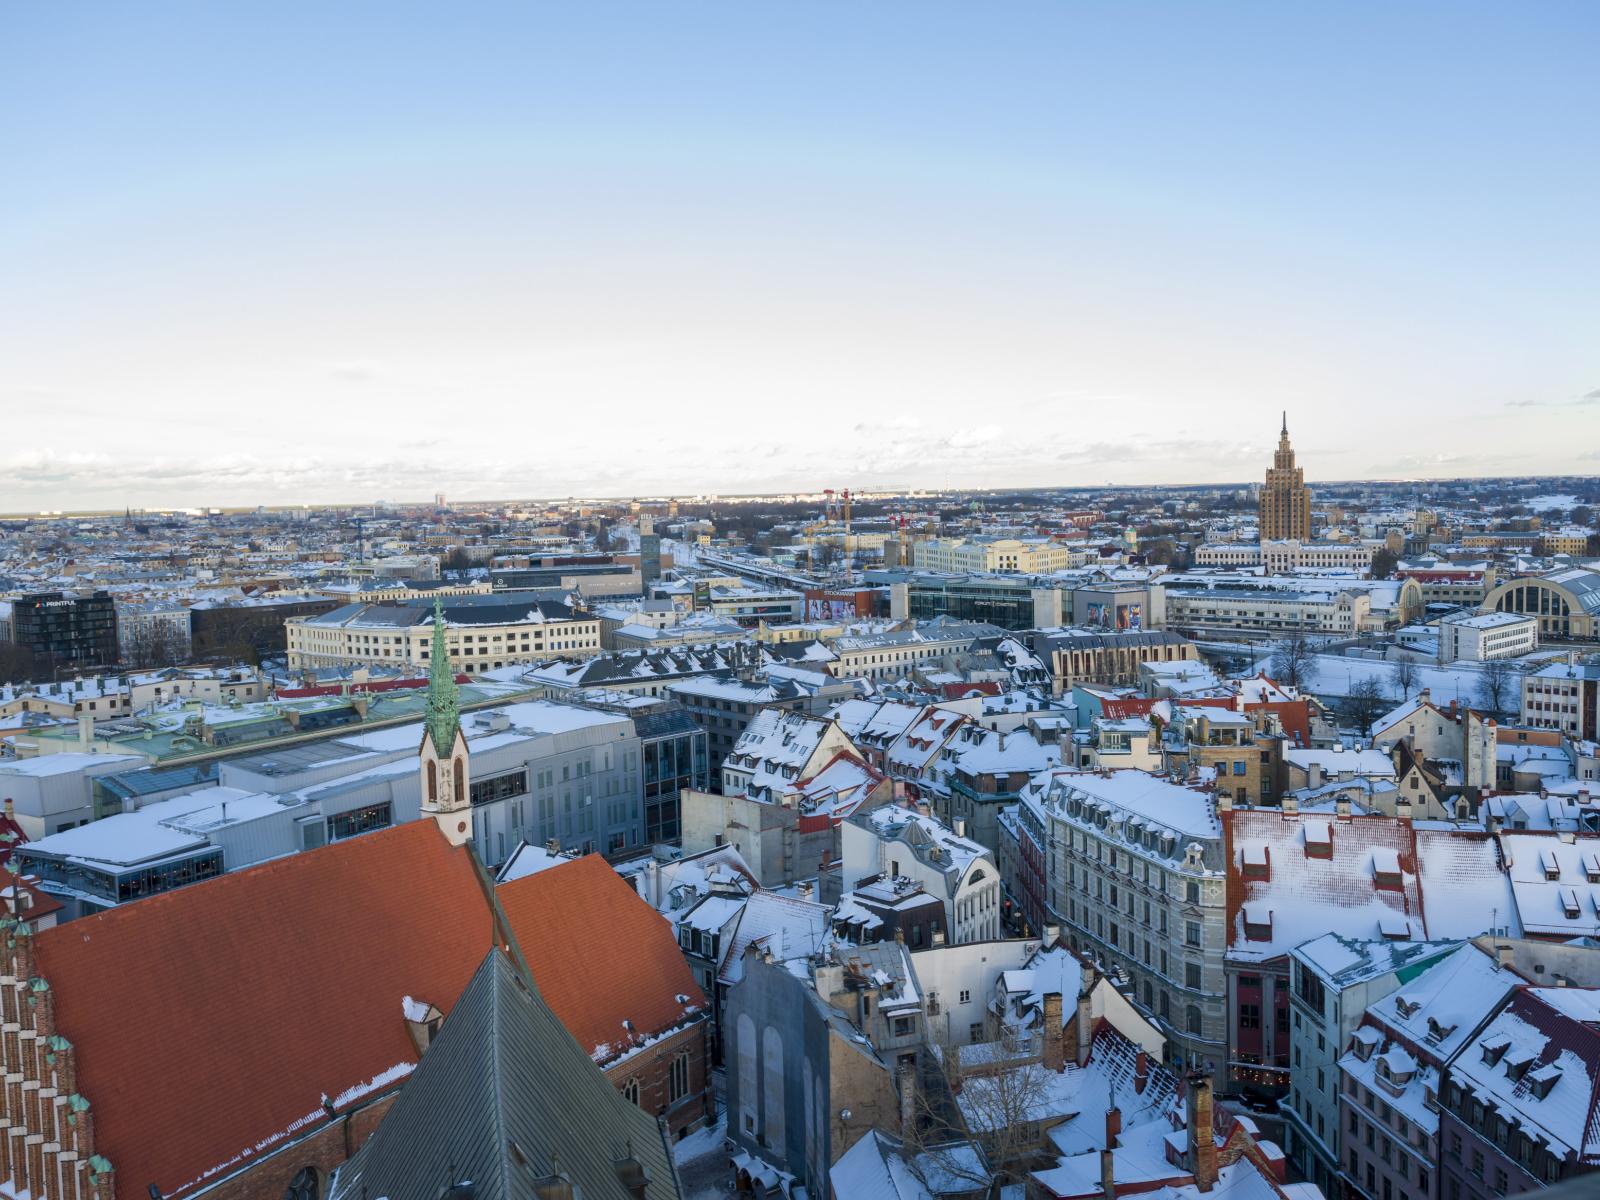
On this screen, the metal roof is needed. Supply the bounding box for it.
[331,949,679,1200]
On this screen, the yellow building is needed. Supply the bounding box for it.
[1258,413,1312,541]
[911,536,1075,574]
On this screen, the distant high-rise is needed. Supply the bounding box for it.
[639,515,662,588]
[1258,413,1312,541]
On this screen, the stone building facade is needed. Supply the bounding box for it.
[1028,769,1230,1082]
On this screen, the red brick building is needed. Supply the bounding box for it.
[497,854,713,1137]
[0,821,501,1200]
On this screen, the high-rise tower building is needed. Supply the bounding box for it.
[1258,412,1312,541]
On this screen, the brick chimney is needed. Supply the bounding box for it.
[899,1060,917,1139]
[1042,991,1065,1072]
[1186,1071,1218,1192]
[1101,1147,1116,1200]
[1134,1050,1150,1094]
[1076,988,1094,1066]
[1105,1103,1122,1148]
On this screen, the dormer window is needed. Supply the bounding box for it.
[1506,1049,1535,1081]
[1351,1027,1380,1061]
[1528,1065,1561,1100]
[1243,845,1270,881]
[1540,847,1562,881]
[1560,887,1581,919]
[1243,902,1272,942]
[1481,1035,1510,1066]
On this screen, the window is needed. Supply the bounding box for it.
[622,1077,641,1106]
[1240,1003,1261,1030]
[893,1016,915,1037]
[327,802,393,842]
[470,769,528,807]
[1186,961,1202,989]
[959,989,971,1004]
[1186,920,1202,947]
[1186,1004,1202,1034]
[668,1051,690,1103]
[970,1023,984,1043]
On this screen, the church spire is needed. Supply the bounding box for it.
[424,596,459,757]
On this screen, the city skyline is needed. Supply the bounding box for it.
[5,2,1598,508]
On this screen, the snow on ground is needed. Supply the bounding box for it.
[673,1110,731,1200]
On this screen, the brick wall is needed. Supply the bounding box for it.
[604,1019,712,1139]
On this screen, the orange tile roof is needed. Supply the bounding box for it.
[497,853,706,1066]
[35,821,495,1199]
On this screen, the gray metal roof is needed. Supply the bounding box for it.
[331,949,680,1200]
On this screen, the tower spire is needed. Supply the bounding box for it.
[1281,410,1288,436]
[424,596,460,756]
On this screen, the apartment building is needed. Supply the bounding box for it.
[286,595,601,670]
[1519,659,1600,740]
[1028,768,1229,1081]
[1034,628,1198,693]
[1437,612,1538,663]
[1282,935,1463,1197]
[1260,540,1377,574]
[912,536,1076,574]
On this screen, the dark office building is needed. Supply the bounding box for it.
[189,596,341,660]
[12,591,118,667]
[640,517,663,587]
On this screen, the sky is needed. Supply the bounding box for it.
[4,2,1598,510]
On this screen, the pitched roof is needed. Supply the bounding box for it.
[496,854,706,1066]
[1223,810,1424,961]
[36,821,495,1198]
[330,949,680,1200]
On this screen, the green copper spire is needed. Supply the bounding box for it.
[424,596,460,756]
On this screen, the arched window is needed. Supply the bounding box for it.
[453,758,465,803]
[1186,1004,1202,1035]
[283,1167,320,1200]
[622,1077,640,1106]
[426,759,437,803]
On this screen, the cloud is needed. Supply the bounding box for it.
[327,361,384,384]
[1505,388,1600,408]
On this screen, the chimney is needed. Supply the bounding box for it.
[1105,1103,1122,1148]
[1281,795,1299,815]
[77,713,93,750]
[1396,797,1413,822]
[1186,1071,1218,1192]
[1101,1147,1116,1200]
[899,1060,917,1140]
[1076,988,1094,1066]
[1216,791,1232,813]
[1334,796,1352,819]
[1043,924,1060,947]
[1041,991,1065,1072]
[1134,1050,1150,1094]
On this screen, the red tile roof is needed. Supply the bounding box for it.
[497,853,706,1066]
[35,821,494,1199]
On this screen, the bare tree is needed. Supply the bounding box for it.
[1476,657,1521,716]
[1269,632,1317,692]
[123,621,190,670]
[1391,656,1418,699]
[1342,678,1388,734]
[908,1015,1052,1189]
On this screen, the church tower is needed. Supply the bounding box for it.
[1258,412,1313,541]
[419,597,472,846]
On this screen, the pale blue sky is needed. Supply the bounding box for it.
[4,2,1597,507]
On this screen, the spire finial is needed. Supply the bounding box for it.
[1281,410,1288,436]
[424,596,460,756]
